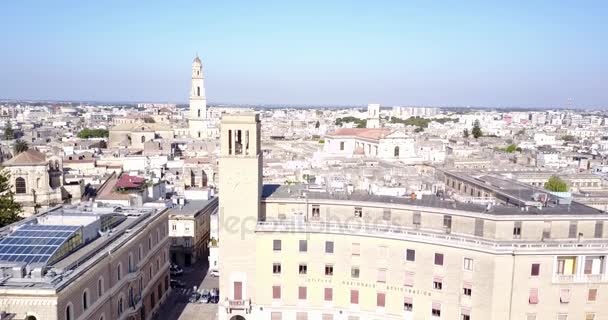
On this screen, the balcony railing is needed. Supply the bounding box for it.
[225,298,252,314]
[553,273,608,283]
[257,221,608,254]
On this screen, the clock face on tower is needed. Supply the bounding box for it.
[226,167,254,193]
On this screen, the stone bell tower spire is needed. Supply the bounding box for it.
[188,55,208,139]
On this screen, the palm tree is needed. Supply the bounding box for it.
[13,140,29,154]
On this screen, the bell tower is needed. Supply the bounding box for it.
[188,55,207,138]
[218,113,262,319]
[367,103,381,128]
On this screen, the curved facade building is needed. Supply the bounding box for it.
[218,114,608,320]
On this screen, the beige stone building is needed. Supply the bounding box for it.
[0,205,170,320]
[108,122,173,149]
[218,113,608,320]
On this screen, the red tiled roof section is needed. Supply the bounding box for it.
[115,174,146,189]
[3,149,46,166]
[327,128,392,140]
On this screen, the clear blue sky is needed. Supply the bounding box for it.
[1,0,607,107]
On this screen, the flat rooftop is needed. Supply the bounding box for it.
[262,184,605,216]
[167,197,218,217]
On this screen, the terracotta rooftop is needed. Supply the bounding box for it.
[2,149,46,166]
[115,174,146,189]
[327,128,392,140]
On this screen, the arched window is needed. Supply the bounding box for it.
[15,177,26,194]
[26,316,37,320]
[118,296,124,315]
[156,229,160,243]
[202,170,208,187]
[98,277,104,297]
[394,146,400,157]
[197,109,201,118]
[138,245,143,262]
[36,178,41,189]
[65,303,73,320]
[141,136,145,143]
[82,290,89,310]
[197,86,200,97]
[128,253,133,273]
[190,170,196,187]
[148,235,152,250]
[117,263,122,281]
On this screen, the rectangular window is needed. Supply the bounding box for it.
[434,253,444,266]
[299,240,307,252]
[586,313,596,320]
[529,288,539,304]
[273,263,281,274]
[569,221,578,239]
[461,308,471,320]
[312,205,320,220]
[474,218,484,237]
[463,258,474,271]
[273,240,281,251]
[272,285,281,299]
[594,221,603,238]
[299,263,307,275]
[542,221,551,239]
[325,241,334,254]
[463,282,472,296]
[406,249,416,262]
[557,314,568,320]
[340,141,345,151]
[377,269,387,283]
[324,288,333,301]
[513,221,522,239]
[351,266,360,278]
[382,208,391,220]
[531,263,540,276]
[298,286,307,300]
[354,207,362,218]
[433,277,443,290]
[404,271,415,287]
[325,264,334,276]
[377,292,386,308]
[413,211,421,227]
[271,312,282,320]
[431,302,441,316]
[560,288,571,303]
[350,290,359,304]
[557,256,577,275]
[322,314,333,320]
[588,288,597,302]
[352,243,360,256]
[296,312,308,320]
[584,256,603,275]
[404,297,413,311]
[443,215,452,232]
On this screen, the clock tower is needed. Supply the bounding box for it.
[218,113,262,319]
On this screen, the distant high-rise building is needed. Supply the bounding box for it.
[189,55,208,139]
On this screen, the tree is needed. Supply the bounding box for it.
[544,176,569,192]
[472,120,483,139]
[463,129,470,138]
[0,169,22,227]
[13,140,28,154]
[505,144,518,153]
[77,128,109,139]
[3,122,14,140]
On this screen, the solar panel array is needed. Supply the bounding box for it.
[0,224,80,264]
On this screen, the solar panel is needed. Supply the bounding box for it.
[0,224,81,266]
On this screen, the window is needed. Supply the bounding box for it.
[531,263,540,276]
[82,290,88,310]
[557,314,568,320]
[352,243,360,256]
[474,218,484,236]
[404,297,413,311]
[271,312,282,320]
[434,253,444,266]
[394,146,400,157]
[377,269,387,283]
[312,205,320,219]
[433,277,443,290]
[15,177,26,194]
[340,141,345,151]
[298,286,307,300]
[404,271,415,287]
[526,314,537,320]
[172,224,176,231]
[354,207,362,218]
[584,256,603,275]
[463,258,474,271]
[586,313,596,320]
[273,263,281,274]
[299,264,307,275]
[463,282,472,296]
[383,208,391,220]
[587,288,597,302]
[65,303,73,320]
[568,221,578,238]
[431,302,441,317]
[299,240,307,252]
[351,266,360,278]
[296,312,308,320]
[529,288,539,304]
[594,221,603,238]
[377,292,386,308]
[98,277,104,297]
[560,288,571,303]
[443,215,452,232]
[118,296,124,315]
[117,263,122,281]
[413,211,421,227]
[325,241,334,254]
[513,221,522,238]
[325,264,334,276]
[557,256,577,275]
[272,285,281,299]
[273,240,281,251]
[542,221,551,239]
[406,249,416,262]
[324,288,333,302]
[350,290,359,304]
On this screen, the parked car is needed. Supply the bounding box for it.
[170,279,185,288]
[170,265,183,276]
[199,289,211,303]
[209,269,219,277]
[209,288,219,303]
[189,291,201,303]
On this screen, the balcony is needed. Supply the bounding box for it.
[553,273,608,283]
[224,298,252,314]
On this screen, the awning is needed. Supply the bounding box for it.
[560,289,571,303]
[432,302,441,310]
[463,281,472,289]
[529,288,539,304]
[461,308,471,316]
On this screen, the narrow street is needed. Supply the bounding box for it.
[155,259,219,320]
